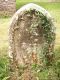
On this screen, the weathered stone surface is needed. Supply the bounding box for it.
[0,0,16,16]
[9,3,55,80]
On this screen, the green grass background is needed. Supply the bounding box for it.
[0,1,60,80]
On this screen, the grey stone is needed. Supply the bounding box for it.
[0,0,16,16]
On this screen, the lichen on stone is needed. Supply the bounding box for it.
[9,3,55,80]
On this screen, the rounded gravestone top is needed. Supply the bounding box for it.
[10,3,53,26]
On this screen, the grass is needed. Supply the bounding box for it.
[16,0,48,3]
[16,1,60,10]
[0,18,11,57]
[0,1,60,80]
[0,55,9,80]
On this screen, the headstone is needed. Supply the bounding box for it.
[9,3,55,80]
[0,0,16,16]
